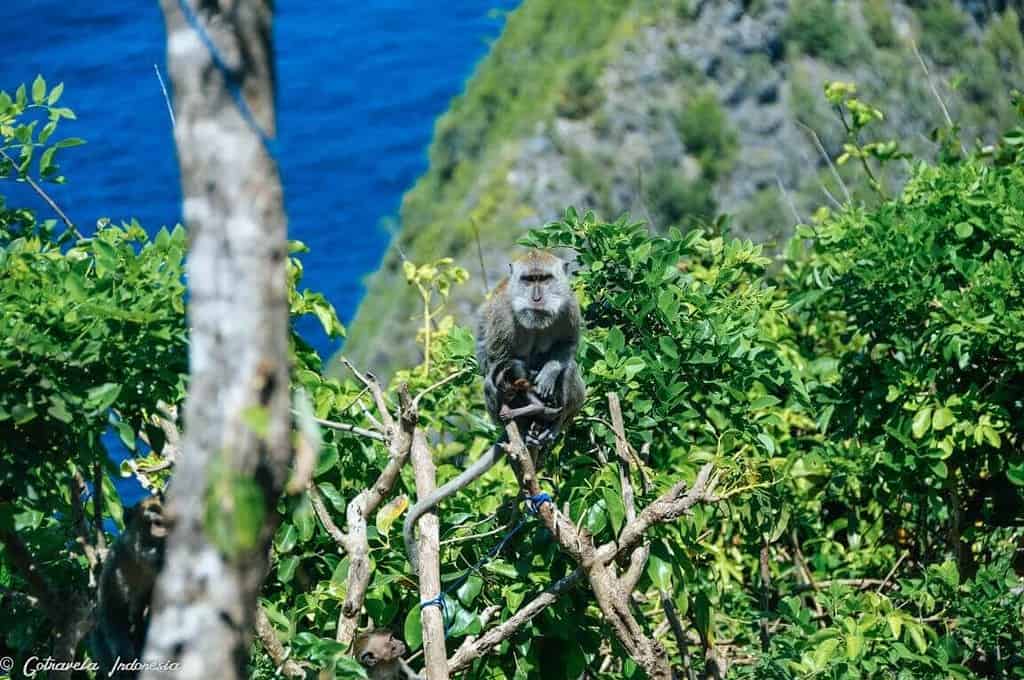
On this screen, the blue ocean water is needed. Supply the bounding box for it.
[0,0,516,359]
[0,1,516,505]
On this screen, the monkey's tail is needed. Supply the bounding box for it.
[403,443,503,575]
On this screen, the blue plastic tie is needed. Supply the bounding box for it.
[526,492,553,514]
[419,594,450,634]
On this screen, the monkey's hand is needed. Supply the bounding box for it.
[533,362,561,400]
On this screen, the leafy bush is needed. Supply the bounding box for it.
[983,8,1024,71]
[783,0,858,65]
[644,163,716,228]
[674,89,738,181]
[557,59,604,119]
[863,0,898,48]
[916,0,970,66]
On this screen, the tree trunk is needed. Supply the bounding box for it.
[142,1,290,678]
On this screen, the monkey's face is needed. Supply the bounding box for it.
[355,631,406,668]
[129,494,168,564]
[508,254,570,330]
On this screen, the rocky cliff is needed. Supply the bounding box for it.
[340,0,1023,375]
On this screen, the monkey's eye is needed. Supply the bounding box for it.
[521,274,554,283]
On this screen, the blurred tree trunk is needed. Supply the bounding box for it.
[142,1,291,678]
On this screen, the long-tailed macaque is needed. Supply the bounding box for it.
[92,493,167,678]
[352,629,422,679]
[403,250,586,572]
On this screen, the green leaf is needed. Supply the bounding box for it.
[887,615,902,640]
[456,574,483,606]
[55,137,85,148]
[603,488,625,534]
[333,657,369,679]
[404,606,423,651]
[277,555,298,583]
[47,397,72,423]
[911,407,932,439]
[114,420,136,451]
[86,382,122,412]
[316,447,339,477]
[317,482,346,512]
[756,432,776,455]
[293,493,315,542]
[375,495,408,536]
[906,623,927,653]
[647,554,672,590]
[845,632,864,659]
[275,523,298,553]
[606,326,625,354]
[812,637,840,670]
[483,560,518,579]
[658,335,679,360]
[954,222,973,239]
[31,75,45,104]
[584,499,608,535]
[47,82,64,106]
[982,426,1001,448]
[769,505,790,543]
[1007,462,1024,487]
[932,407,954,431]
[749,395,781,409]
[622,357,646,381]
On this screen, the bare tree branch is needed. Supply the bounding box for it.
[410,429,449,679]
[446,408,719,676]
[312,415,387,442]
[504,421,672,679]
[336,383,417,647]
[608,392,648,592]
[254,607,306,678]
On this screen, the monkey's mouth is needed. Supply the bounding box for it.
[148,514,168,538]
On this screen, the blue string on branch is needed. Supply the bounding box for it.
[419,593,450,634]
[419,491,555,637]
[175,0,278,153]
[526,491,552,514]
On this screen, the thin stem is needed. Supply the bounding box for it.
[0,147,82,238]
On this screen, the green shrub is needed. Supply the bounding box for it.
[644,164,716,228]
[916,0,969,66]
[863,0,898,48]
[557,59,604,119]
[983,8,1024,71]
[674,89,738,181]
[783,0,857,64]
[735,186,792,245]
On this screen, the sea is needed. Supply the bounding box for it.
[0,0,517,504]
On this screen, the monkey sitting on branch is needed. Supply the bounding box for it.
[352,629,422,679]
[91,493,167,679]
[403,250,586,573]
